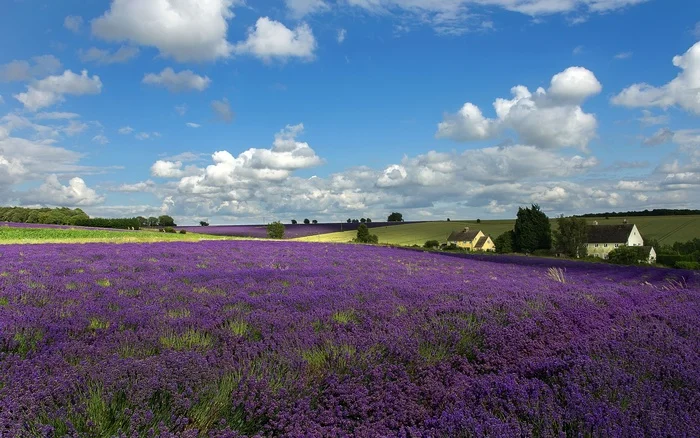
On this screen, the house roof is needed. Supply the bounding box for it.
[586,224,635,243]
[640,246,655,256]
[447,228,480,242]
[474,236,489,249]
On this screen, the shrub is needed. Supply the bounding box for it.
[494,230,515,254]
[354,224,378,244]
[675,261,700,270]
[199,221,209,227]
[607,246,647,265]
[163,227,176,234]
[179,230,187,234]
[424,240,440,249]
[476,218,481,224]
[312,220,318,224]
[291,220,298,225]
[267,221,285,239]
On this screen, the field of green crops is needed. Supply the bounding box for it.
[0,227,237,244]
[294,216,700,246]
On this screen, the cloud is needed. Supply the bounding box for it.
[135,132,161,140]
[643,127,674,146]
[638,110,668,127]
[211,98,234,123]
[186,122,201,128]
[62,120,88,136]
[614,51,632,59]
[693,22,700,39]
[64,15,83,33]
[34,112,80,120]
[113,180,156,193]
[340,0,650,34]
[611,41,700,115]
[23,175,104,206]
[175,104,188,116]
[337,28,347,43]
[0,55,62,82]
[118,126,134,134]
[437,66,601,150]
[92,0,236,62]
[233,17,317,61]
[92,134,109,145]
[0,95,4,105]
[285,0,329,18]
[78,46,140,64]
[573,45,584,55]
[151,160,186,178]
[143,68,211,92]
[14,70,102,111]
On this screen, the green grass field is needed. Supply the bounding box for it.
[294,216,700,246]
[0,227,239,244]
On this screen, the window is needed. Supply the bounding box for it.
[604,244,608,247]
[594,244,598,247]
[615,244,619,248]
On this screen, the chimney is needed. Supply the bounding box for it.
[593,220,598,225]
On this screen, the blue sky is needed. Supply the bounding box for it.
[0,0,698,224]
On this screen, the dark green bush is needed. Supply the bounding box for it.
[423,240,440,249]
[163,227,176,234]
[179,230,187,234]
[675,261,700,270]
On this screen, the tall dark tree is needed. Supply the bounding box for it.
[388,212,403,222]
[347,218,352,223]
[148,217,159,227]
[303,218,310,224]
[513,204,551,253]
[553,216,588,257]
[158,215,176,227]
[312,219,318,224]
[291,219,298,225]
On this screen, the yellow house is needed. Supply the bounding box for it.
[447,227,496,252]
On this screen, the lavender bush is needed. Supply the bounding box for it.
[0,241,698,437]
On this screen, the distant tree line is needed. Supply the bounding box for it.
[0,207,164,230]
[578,209,700,218]
[347,218,372,224]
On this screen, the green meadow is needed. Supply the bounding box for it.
[294,216,700,246]
[0,227,238,245]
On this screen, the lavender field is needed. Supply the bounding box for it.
[1,242,698,437]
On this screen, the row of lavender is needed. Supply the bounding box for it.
[175,221,416,239]
[1,241,698,436]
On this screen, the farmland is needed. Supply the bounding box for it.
[0,226,236,244]
[175,221,417,239]
[1,241,698,436]
[295,216,700,246]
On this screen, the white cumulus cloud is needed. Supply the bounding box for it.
[143,68,211,92]
[25,175,104,206]
[437,66,601,150]
[92,0,237,62]
[14,70,102,112]
[612,41,700,115]
[234,17,317,61]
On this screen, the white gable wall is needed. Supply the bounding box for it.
[626,225,644,246]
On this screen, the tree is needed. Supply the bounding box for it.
[553,216,588,258]
[447,218,450,222]
[158,215,176,227]
[476,218,481,224]
[352,219,359,224]
[347,218,352,223]
[199,221,210,227]
[494,230,515,254]
[312,219,318,224]
[513,204,551,253]
[388,212,403,222]
[304,218,310,224]
[267,221,285,239]
[424,240,440,249]
[360,218,366,223]
[137,216,148,227]
[148,217,159,227]
[291,219,298,224]
[354,224,378,244]
[607,246,646,265]
[366,218,372,223]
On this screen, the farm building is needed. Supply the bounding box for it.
[447,227,496,252]
[586,223,654,262]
